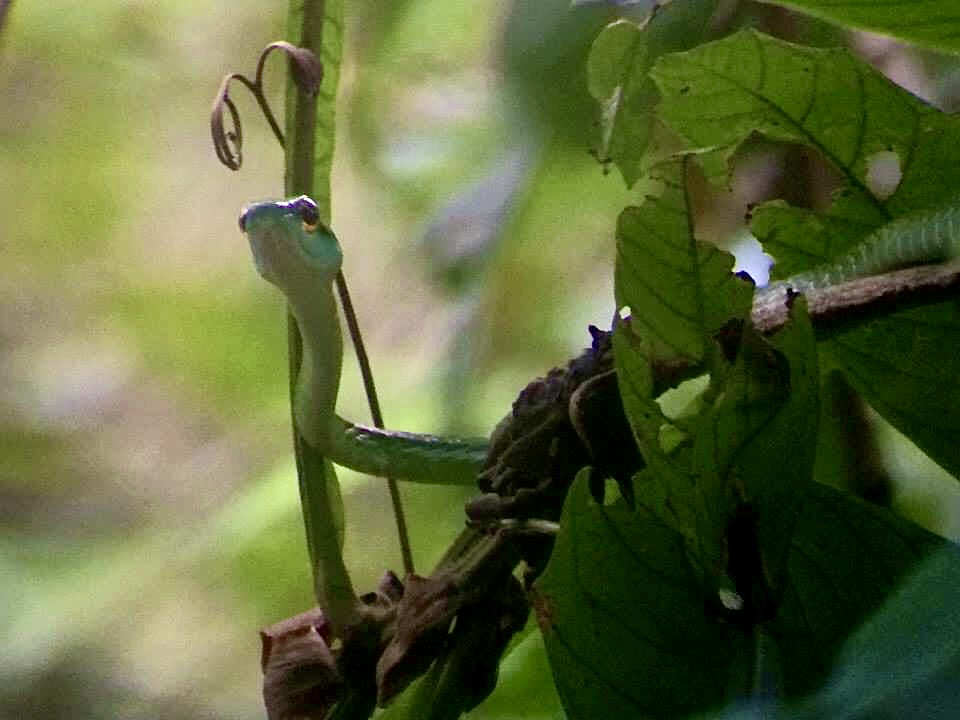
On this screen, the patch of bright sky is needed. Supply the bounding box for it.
[729,229,774,287]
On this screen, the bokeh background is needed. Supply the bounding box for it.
[3,1,960,718]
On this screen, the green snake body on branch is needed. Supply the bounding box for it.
[764,200,960,292]
[239,195,960,486]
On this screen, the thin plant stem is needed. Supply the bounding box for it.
[284,0,414,576]
[333,273,415,575]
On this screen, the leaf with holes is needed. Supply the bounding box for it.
[653,30,960,482]
[614,159,754,366]
[652,29,960,273]
[652,30,944,194]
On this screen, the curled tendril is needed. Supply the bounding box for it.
[210,42,323,171]
[211,73,249,170]
[258,41,322,95]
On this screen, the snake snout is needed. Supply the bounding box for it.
[238,207,249,233]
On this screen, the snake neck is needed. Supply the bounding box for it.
[288,284,343,448]
[286,281,489,484]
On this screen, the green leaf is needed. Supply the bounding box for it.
[693,301,819,593]
[653,29,960,275]
[613,322,705,575]
[756,0,960,53]
[535,471,957,717]
[651,29,960,210]
[696,491,960,719]
[653,30,960,483]
[822,300,960,480]
[795,544,960,718]
[771,481,955,698]
[587,1,719,185]
[614,159,754,365]
[612,321,671,456]
[612,158,757,577]
[534,470,752,720]
[588,20,652,186]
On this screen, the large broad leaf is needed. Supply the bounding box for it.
[822,300,960,479]
[757,0,960,53]
[793,544,960,719]
[771,481,958,698]
[652,29,960,272]
[692,302,819,596]
[615,159,754,366]
[535,472,956,717]
[698,497,960,720]
[533,471,753,720]
[586,1,720,185]
[653,31,960,481]
[537,474,957,717]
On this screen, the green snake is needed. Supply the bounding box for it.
[239,196,488,485]
[239,195,960,485]
[763,200,960,292]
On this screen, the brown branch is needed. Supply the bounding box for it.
[752,260,960,336]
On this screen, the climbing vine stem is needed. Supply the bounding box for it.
[210,7,416,588]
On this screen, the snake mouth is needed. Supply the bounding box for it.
[238,206,275,281]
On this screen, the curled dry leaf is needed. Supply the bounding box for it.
[261,608,342,720]
[375,573,463,704]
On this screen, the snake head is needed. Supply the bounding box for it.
[239,196,343,293]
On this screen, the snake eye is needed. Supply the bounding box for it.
[291,195,320,230]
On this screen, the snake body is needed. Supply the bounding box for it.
[240,196,487,485]
[764,200,960,293]
[240,195,960,486]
